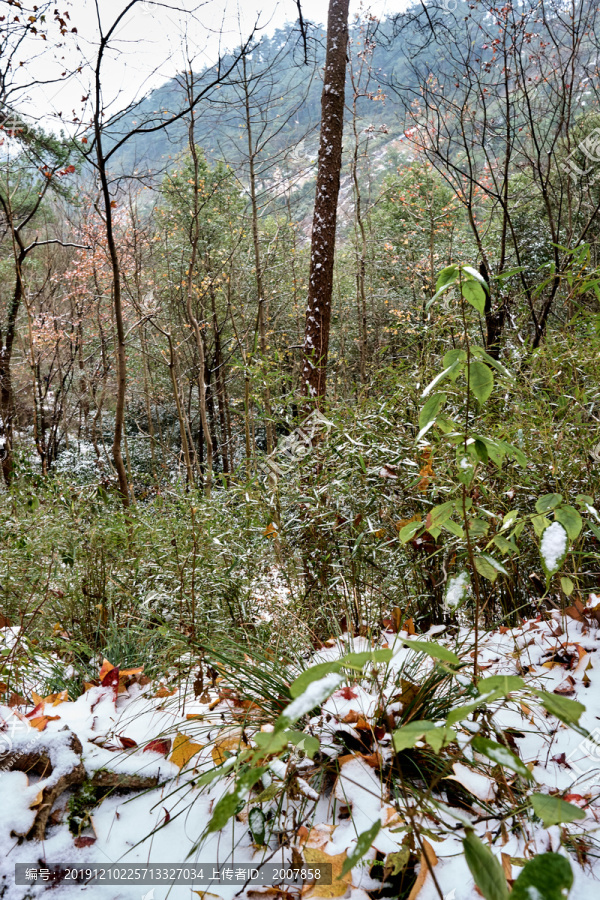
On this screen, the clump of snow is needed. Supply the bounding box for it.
[445,572,469,609]
[541,521,568,572]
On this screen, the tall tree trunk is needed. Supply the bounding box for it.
[301,0,350,408]
[242,53,274,454]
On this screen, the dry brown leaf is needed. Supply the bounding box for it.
[554,676,576,696]
[170,732,204,769]
[564,599,587,622]
[407,839,438,900]
[501,852,513,881]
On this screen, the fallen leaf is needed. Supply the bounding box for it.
[98,658,114,681]
[170,732,203,769]
[407,839,438,900]
[501,852,512,881]
[553,676,576,696]
[74,836,96,848]
[118,735,138,749]
[30,788,45,809]
[211,729,242,766]
[303,846,350,898]
[154,683,176,698]
[144,738,172,755]
[101,666,120,697]
[564,599,587,622]
[337,686,358,701]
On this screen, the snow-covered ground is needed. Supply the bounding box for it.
[2,599,600,900]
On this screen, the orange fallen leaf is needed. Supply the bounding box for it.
[29,715,60,731]
[407,839,438,900]
[154,683,177,698]
[99,659,114,681]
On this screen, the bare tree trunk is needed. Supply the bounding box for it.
[301,0,350,407]
[183,85,213,496]
[242,53,274,454]
[93,104,130,505]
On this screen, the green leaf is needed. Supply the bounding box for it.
[401,638,461,666]
[469,361,494,403]
[499,440,528,467]
[341,821,381,878]
[493,535,518,555]
[289,662,341,699]
[536,493,563,513]
[471,736,532,778]
[511,853,573,900]
[385,847,410,877]
[473,439,489,464]
[342,649,393,669]
[252,730,291,755]
[462,266,489,289]
[463,830,509,900]
[471,347,513,379]
[474,555,508,583]
[530,793,585,827]
[477,675,525,695]
[589,521,600,542]
[446,695,502,726]
[399,520,422,543]
[554,505,582,540]
[425,724,457,753]
[444,572,470,611]
[286,732,320,759]
[206,767,267,833]
[422,361,461,397]
[249,807,266,845]
[462,279,486,314]
[393,719,436,752]
[560,576,575,597]
[443,348,467,371]
[441,518,464,538]
[435,264,459,292]
[456,448,476,486]
[531,690,585,727]
[419,392,447,430]
[429,500,456,528]
[532,514,551,537]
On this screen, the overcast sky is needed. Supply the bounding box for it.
[17,0,405,131]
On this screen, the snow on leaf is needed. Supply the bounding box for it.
[540,521,568,576]
[277,672,343,729]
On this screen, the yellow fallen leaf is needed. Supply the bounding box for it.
[303,846,351,898]
[30,788,45,809]
[120,666,144,678]
[407,839,437,900]
[170,732,204,769]
[211,729,243,766]
[193,893,224,899]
